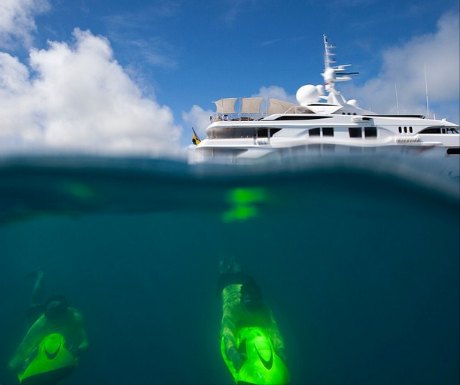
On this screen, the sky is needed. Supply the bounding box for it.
[0,0,459,157]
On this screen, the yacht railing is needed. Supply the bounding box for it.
[211,113,265,122]
[210,100,313,122]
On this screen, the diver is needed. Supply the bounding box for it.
[218,258,290,385]
[8,271,88,384]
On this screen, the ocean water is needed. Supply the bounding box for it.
[0,153,458,385]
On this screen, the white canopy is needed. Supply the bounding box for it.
[214,98,237,114]
[267,98,296,114]
[240,97,264,114]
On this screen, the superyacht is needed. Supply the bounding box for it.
[189,35,459,164]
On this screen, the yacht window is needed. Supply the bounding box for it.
[208,126,278,139]
[398,127,402,133]
[349,127,362,138]
[409,126,413,133]
[322,127,334,137]
[419,127,442,134]
[258,128,268,137]
[417,126,460,134]
[403,127,407,133]
[255,128,281,138]
[309,127,320,136]
[364,127,377,138]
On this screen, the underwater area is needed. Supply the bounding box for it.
[0,153,458,385]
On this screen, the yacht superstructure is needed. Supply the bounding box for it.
[189,36,459,164]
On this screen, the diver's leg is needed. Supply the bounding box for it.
[26,270,45,324]
[219,256,241,275]
[31,270,45,306]
[218,257,249,293]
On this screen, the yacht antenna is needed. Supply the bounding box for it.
[394,83,400,114]
[322,35,359,94]
[323,34,335,71]
[424,64,430,118]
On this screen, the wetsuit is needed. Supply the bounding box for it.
[221,282,285,362]
[8,307,88,372]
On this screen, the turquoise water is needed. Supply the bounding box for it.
[0,154,459,385]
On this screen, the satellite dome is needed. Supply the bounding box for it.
[296,84,320,106]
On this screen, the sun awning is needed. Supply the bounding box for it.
[240,97,264,114]
[267,98,296,114]
[214,98,237,114]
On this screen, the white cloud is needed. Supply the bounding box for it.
[182,105,212,139]
[253,85,296,103]
[347,12,459,122]
[0,29,183,156]
[0,0,49,49]
[223,0,258,25]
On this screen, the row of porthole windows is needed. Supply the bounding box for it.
[309,127,377,138]
[399,126,413,133]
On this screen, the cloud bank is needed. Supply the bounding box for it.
[348,12,459,121]
[182,105,212,139]
[0,0,49,49]
[253,86,296,103]
[0,29,182,156]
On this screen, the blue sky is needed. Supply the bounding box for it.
[0,0,459,156]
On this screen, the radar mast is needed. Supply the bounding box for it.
[322,35,359,95]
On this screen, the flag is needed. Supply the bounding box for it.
[192,127,201,145]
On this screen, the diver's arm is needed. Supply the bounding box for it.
[77,329,89,352]
[71,309,88,353]
[221,316,237,353]
[221,284,240,355]
[221,284,247,370]
[267,311,286,358]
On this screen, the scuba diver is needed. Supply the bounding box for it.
[8,271,88,385]
[219,259,290,385]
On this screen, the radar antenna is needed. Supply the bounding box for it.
[322,35,359,94]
